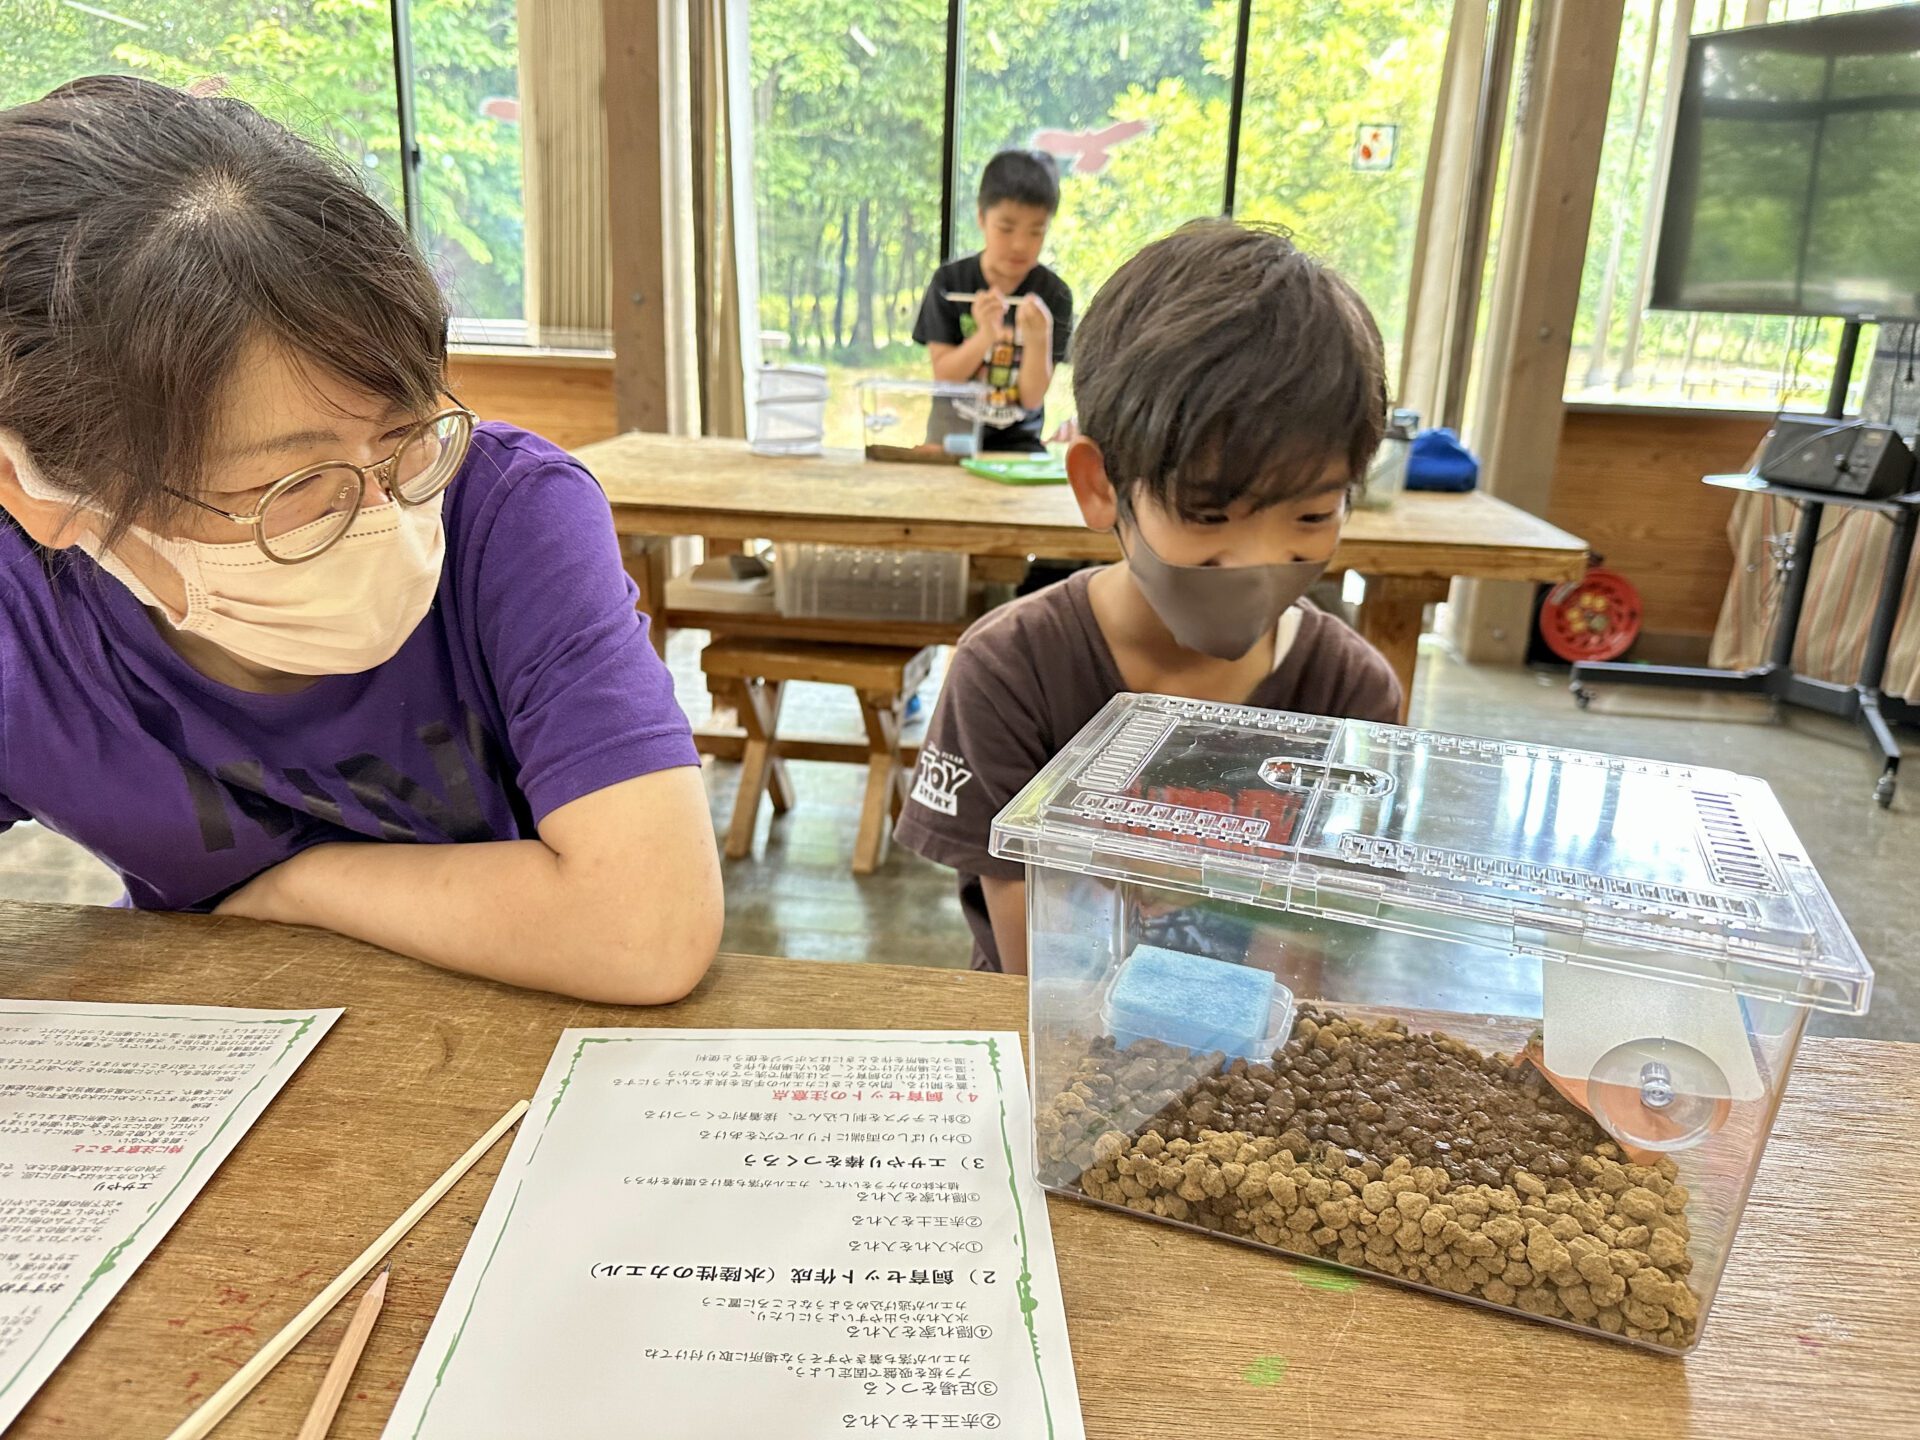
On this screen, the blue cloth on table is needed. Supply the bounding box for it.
[1406,427,1480,492]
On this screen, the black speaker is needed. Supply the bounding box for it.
[1756,415,1916,499]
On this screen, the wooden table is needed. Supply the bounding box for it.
[5,900,1910,1439]
[578,432,1590,720]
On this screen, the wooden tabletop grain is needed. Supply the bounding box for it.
[1,901,1909,1439]
[576,431,1589,583]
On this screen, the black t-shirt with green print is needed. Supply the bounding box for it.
[912,253,1073,452]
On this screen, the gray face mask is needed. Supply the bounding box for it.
[1118,520,1328,661]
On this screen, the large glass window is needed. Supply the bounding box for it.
[1232,0,1453,368]
[956,0,1225,309]
[0,1,529,332]
[745,0,1455,445]
[1567,0,1909,410]
[746,0,948,446]
[413,0,526,326]
[1,2,406,216]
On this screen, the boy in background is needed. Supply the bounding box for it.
[896,220,1402,974]
[913,149,1073,453]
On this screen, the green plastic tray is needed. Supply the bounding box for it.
[961,453,1069,485]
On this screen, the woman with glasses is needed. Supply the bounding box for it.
[0,77,722,1004]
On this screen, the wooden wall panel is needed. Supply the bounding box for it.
[447,351,618,453]
[1547,408,1771,640]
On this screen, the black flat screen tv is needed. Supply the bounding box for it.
[1651,5,1920,323]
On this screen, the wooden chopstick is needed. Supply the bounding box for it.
[162,1100,530,1440]
[292,1265,390,1440]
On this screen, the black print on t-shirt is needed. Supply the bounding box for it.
[176,706,510,852]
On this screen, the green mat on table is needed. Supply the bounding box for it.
[960,452,1068,485]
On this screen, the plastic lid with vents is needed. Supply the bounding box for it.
[989,694,1873,1015]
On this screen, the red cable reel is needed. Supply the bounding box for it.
[1541,566,1642,663]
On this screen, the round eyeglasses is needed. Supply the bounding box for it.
[167,401,477,564]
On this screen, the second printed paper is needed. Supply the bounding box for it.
[385,1029,1084,1439]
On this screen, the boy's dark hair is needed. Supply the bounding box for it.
[1071,219,1387,518]
[0,75,447,546]
[978,149,1060,216]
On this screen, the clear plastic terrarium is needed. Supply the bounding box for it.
[991,695,1872,1354]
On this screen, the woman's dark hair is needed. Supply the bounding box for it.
[978,149,1060,216]
[0,75,448,544]
[1071,219,1387,518]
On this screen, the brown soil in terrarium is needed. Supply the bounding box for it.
[1038,1004,1701,1348]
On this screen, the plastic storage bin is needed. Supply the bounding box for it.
[857,378,989,463]
[992,695,1873,1354]
[751,365,829,456]
[772,543,970,622]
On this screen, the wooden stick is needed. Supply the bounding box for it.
[944,290,1039,304]
[163,1100,530,1440]
[292,1265,390,1440]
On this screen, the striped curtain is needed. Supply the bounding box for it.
[1710,326,1920,699]
[1709,495,1920,702]
[519,0,613,349]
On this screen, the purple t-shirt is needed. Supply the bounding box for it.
[0,422,698,910]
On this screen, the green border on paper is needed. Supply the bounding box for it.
[0,1008,325,1407]
[412,1033,1059,1438]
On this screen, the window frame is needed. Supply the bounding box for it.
[389,0,424,240]
[933,0,1262,265]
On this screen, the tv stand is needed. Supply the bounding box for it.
[1567,322,1920,807]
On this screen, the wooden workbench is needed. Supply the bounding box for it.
[2,901,1909,1438]
[577,432,1590,719]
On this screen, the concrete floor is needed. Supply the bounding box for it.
[2,632,1910,1042]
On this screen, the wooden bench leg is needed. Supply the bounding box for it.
[620,536,671,661]
[705,634,736,728]
[1354,573,1451,724]
[718,677,794,813]
[767,752,795,819]
[769,770,795,816]
[725,677,788,860]
[853,691,903,875]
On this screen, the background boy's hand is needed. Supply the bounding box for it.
[1015,292,1052,342]
[970,289,1008,335]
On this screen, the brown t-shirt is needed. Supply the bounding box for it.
[895,567,1403,971]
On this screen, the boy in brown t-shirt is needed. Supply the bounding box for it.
[895,219,1402,974]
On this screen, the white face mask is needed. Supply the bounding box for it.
[5,432,445,676]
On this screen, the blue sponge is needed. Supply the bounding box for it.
[1031,935,1109,985]
[1106,945,1279,1062]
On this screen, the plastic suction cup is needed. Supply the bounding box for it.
[1586,1037,1732,1153]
